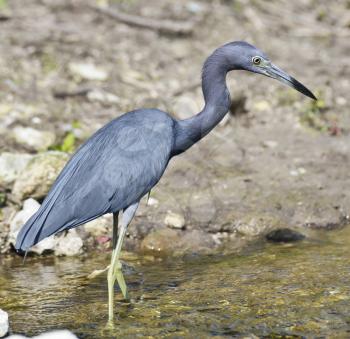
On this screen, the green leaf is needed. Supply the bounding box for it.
[60,132,76,153]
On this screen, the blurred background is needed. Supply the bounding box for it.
[0,0,349,254]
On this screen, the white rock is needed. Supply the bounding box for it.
[69,62,108,81]
[87,89,120,105]
[84,214,112,237]
[13,127,55,151]
[0,309,9,337]
[9,199,83,256]
[54,229,83,256]
[33,237,57,255]
[0,153,33,187]
[253,100,270,112]
[235,219,262,237]
[0,104,39,129]
[262,140,278,149]
[336,96,346,106]
[8,329,78,339]
[8,199,56,254]
[289,167,306,177]
[186,2,205,13]
[298,167,306,175]
[164,211,185,229]
[31,116,42,124]
[9,198,41,245]
[147,197,159,207]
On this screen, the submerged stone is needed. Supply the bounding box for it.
[141,228,180,254]
[266,228,305,243]
[140,227,216,255]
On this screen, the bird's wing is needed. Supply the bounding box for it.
[15,110,174,250]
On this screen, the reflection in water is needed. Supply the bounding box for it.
[1,227,350,338]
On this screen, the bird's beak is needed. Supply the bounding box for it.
[266,63,317,100]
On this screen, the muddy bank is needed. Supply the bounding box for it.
[0,0,349,256]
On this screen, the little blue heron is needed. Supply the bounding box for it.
[15,41,316,321]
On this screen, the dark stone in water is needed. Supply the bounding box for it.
[266,228,305,243]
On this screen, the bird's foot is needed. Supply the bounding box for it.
[107,259,129,322]
[88,260,129,300]
[105,319,116,330]
[87,259,125,279]
[87,265,110,279]
[114,260,129,300]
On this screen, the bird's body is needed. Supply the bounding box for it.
[16,109,174,249]
[15,41,315,323]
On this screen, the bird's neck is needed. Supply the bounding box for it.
[172,53,231,156]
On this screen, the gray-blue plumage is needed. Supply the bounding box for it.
[16,109,174,249]
[15,41,315,251]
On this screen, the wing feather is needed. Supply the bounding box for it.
[15,110,174,251]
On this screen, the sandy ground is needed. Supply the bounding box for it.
[0,0,349,255]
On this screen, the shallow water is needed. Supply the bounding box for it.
[1,227,350,338]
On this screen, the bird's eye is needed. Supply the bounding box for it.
[252,56,262,65]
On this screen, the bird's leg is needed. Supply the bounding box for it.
[107,212,119,322]
[107,202,139,322]
[87,213,119,280]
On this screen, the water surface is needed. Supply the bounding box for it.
[1,227,350,338]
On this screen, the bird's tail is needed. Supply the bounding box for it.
[15,200,60,252]
[15,195,107,252]
[15,142,107,252]
[14,174,79,251]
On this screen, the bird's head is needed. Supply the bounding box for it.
[222,41,316,100]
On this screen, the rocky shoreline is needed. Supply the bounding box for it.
[0,0,349,258]
[0,134,349,258]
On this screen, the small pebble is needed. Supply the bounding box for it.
[68,62,108,81]
[164,211,185,229]
[147,197,159,207]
